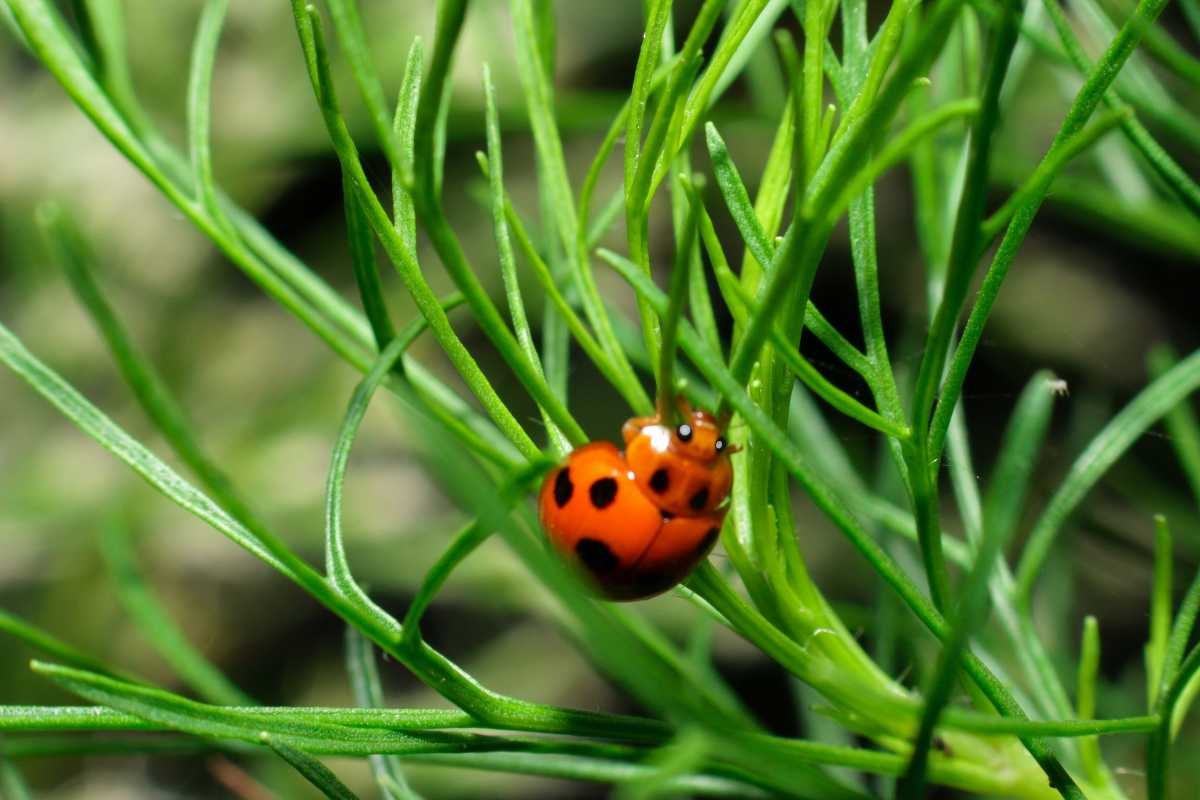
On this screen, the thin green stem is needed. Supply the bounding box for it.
[1040,0,1200,216]
[344,629,420,800]
[1148,646,1200,799]
[656,178,701,421]
[1147,515,1173,707]
[1076,616,1107,788]
[482,63,566,454]
[185,0,230,231]
[1016,351,1200,602]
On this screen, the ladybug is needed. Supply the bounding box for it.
[538,403,734,601]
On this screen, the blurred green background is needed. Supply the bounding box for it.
[2,1,1199,797]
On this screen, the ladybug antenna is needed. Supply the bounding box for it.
[655,173,703,428]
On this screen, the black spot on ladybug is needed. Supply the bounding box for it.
[649,468,670,493]
[589,477,618,509]
[689,487,710,511]
[553,468,573,508]
[697,526,720,555]
[630,571,674,595]
[575,538,619,574]
[660,509,676,521]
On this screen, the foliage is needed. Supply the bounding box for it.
[2,0,1200,797]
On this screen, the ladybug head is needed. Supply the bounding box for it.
[669,409,733,463]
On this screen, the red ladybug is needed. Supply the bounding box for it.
[538,404,734,600]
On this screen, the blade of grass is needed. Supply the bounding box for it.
[604,248,908,439]
[482,62,566,454]
[823,98,983,229]
[30,661,670,763]
[1016,350,1200,603]
[740,94,794,292]
[400,520,490,646]
[408,751,770,799]
[509,0,572,421]
[324,296,468,625]
[67,0,144,133]
[994,168,1200,259]
[1158,555,1200,735]
[262,733,361,800]
[508,0,577,259]
[906,0,1023,613]
[623,0,673,196]
[30,661,466,751]
[5,701,1157,741]
[615,730,710,800]
[656,176,702,421]
[1147,515,1173,707]
[845,172,906,456]
[1040,0,1200,216]
[1148,644,1200,799]
[694,164,875,382]
[979,106,1131,245]
[679,183,722,360]
[635,0,727,203]
[495,179,652,412]
[185,0,229,230]
[343,169,396,349]
[652,0,772,195]
[0,610,126,680]
[982,371,1059,549]
[929,109,1133,467]
[799,0,831,187]
[1149,346,1200,510]
[102,517,255,707]
[399,463,548,648]
[896,371,1056,798]
[706,121,777,275]
[0,705,473,733]
[392,38,422,249]
[344,629,421,800]
[1076,616,1109,789]
[558,48,664,397]
[325,0,400,170]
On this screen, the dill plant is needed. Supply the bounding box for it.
[1,0,1199,798]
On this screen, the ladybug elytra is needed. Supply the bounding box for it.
[538,403,734,601]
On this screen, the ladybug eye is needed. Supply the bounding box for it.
[676,423,693,443]
[715,437,726,453]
